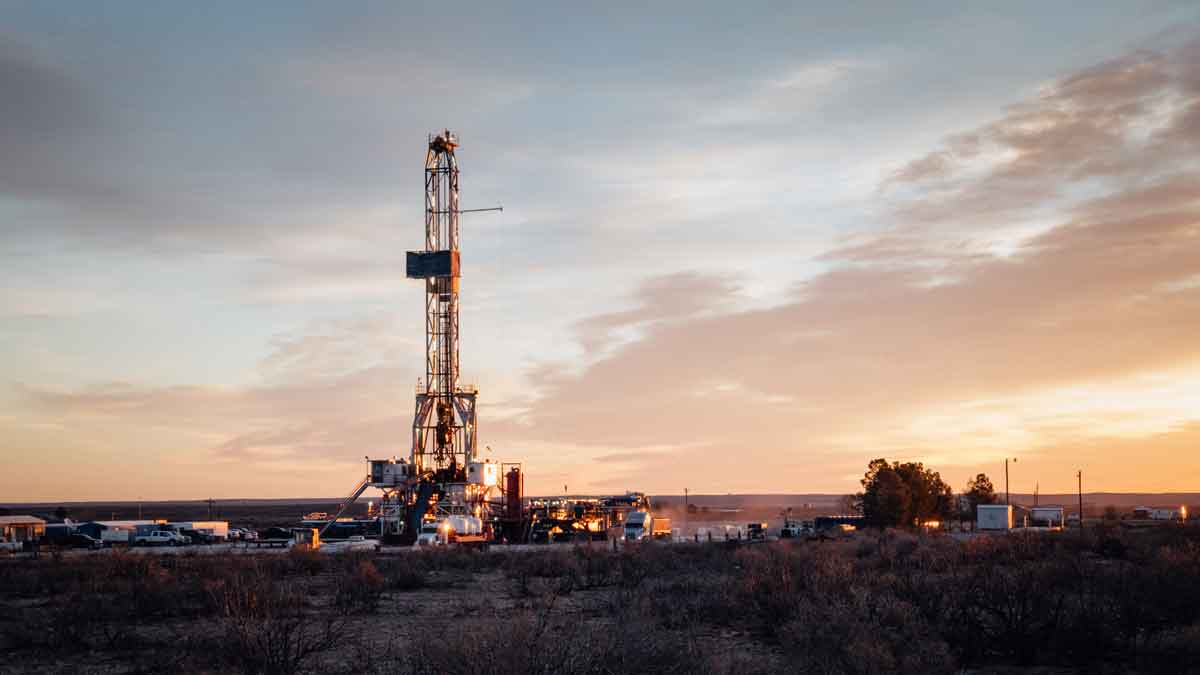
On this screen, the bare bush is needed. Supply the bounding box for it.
[333,558,384,614]
[209,561,344,674]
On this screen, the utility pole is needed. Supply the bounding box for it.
[1077,470,1084,533]
[1005,457,1017,505]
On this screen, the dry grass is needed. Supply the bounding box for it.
[1,526,1198,673]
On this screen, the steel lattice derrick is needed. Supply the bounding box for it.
[407,130,474,480]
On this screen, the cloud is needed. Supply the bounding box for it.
[14,152,1197,494]
[478,36,1200,492]
[0,35,130,213]
[696,59,872,127]
[258,315,421,383]
[5,24,1200,498]
[864,38,1200,264]
[573,272,741,355]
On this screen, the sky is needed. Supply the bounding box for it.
[2,2,1199,501]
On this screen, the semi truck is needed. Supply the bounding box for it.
[624,511,651,541]
[415,516,487,547]
[624,511,667,541]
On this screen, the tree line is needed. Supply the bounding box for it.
[854,458,999,528]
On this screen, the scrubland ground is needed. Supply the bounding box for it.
[1,526,1199,674]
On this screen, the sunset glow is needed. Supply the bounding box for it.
[3,4,1200,500]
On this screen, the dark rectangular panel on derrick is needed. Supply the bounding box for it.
[406,250,460,278]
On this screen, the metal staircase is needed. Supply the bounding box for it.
[319,474,371,537]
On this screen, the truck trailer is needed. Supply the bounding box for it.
[977,504,1014,530]
[651,517,672,540]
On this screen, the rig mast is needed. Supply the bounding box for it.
[407,130,477,479]
[334,129,513,545]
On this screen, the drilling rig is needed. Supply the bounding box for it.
[323,130,521,544]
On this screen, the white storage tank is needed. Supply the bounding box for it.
[977,504,1014,530]
[445,515,482,535]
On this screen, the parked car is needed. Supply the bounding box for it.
[134,530,188,547]
[261,527,291,541]
[66,533,104,550]
[179,528,217,545]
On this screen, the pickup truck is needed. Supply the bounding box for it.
[414,522,444,547]
[134,531,189,547]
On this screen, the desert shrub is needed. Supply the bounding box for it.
[3,528,1200,673]
[504,548,582,597]
[777,589,954,675]
[284,546,327,576]
[1095,533,1128,559]
[333,559,384,614]
[1138,621,1200,674]
[504,547,577,579]
[0,557,86,598]
[220,610,345,675]
[375,555,428,591]
[210,561,343,675]
[399,607,709,675]
[568,544,618,588]
[640,572,740,629]
[416,546,507,574]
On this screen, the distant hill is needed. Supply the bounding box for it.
[649,493,1200,509]
[1004,492,1200,508]
[649,494,846,508]
[3,492,1196,512]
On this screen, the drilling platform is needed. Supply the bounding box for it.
[319,130,648,546]
[323,130,520,545]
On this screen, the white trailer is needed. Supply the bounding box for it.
[977,505,1014,530]
[168,521,229,539]
[1150,508,1182,521]
[101,529,132,545]
[1031,506,1065,528]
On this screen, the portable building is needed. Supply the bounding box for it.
[77,521,160,544]
[0,516,46,543]
[977,504,1014,530]
[1031,506,1065,528]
